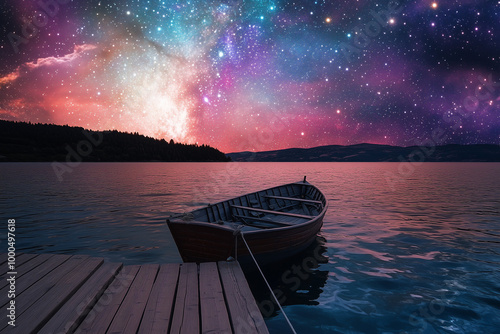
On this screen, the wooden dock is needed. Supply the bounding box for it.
[0,253,269,334]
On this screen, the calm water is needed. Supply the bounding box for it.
[1,162,499,333]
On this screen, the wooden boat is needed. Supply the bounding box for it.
[167,177,328,266]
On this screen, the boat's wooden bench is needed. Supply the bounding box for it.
[263,195,323,205]
[230,205,314,219]
[232,214,295,227]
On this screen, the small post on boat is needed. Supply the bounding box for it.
[234,234,238,261]
[232,226,243,261]
[301,176,307,198]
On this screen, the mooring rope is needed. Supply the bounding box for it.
[239,232,298,334]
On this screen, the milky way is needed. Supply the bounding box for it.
[0,0,498,152]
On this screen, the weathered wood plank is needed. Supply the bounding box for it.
[9,257,103,334]
[0,254,63,300]
[0,253,37,278]
[0,254,48,290]
[38,262,122,334]
[233,214,296,226]
[230,205,313,219]
[106,264,159,334]
[0,252,269,334]
[5,254,72,301]
[218,261,269,334]
[0,254,78,320]
[0,255,88,332]
[263,195,322,205]
[200,262,232,334]
[75,265,140,334]
[137,263,180,334]
[302,202,311,216]
[170,263,199,334]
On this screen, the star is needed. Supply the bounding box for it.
[0,0,497,153]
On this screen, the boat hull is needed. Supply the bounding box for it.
[167,180,328,267]
[167,212,325,266]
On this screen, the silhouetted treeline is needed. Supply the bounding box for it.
[0,120,231,162]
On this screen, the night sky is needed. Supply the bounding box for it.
[0,0,498,153]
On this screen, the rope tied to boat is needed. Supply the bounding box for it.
[233,229,298,334]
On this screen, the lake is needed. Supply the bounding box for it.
[1,162,499,333]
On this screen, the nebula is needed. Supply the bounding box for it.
[0,0,498,152]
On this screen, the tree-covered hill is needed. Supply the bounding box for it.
[0,120,230,162]
[227,143,500,162]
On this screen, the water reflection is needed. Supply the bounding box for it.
[245,236,329,318]
[1,162,499,333]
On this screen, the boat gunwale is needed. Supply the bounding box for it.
[168,181,329,235]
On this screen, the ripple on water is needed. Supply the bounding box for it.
[1,162,499,333]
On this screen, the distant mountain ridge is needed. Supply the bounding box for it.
[227,143,500,162]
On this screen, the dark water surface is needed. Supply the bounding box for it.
[1,162,499,333]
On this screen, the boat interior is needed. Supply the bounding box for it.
[178,182,326,231]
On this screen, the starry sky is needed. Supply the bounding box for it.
[0,0,498,153]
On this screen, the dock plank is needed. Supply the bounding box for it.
[200,262,232,334]
[170,262,199,334]
[9,257,104,334]
[106,264,159,334]
[0,253,37,278]
[0,254,49,290]
[0,254,73,310]
[0,255,76,310]
[0,253,268,334]
[38,262,122,334]
[219,261,269,334]
[137,263,180,334]
[75,265,140,334]
[0,255,87,332]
